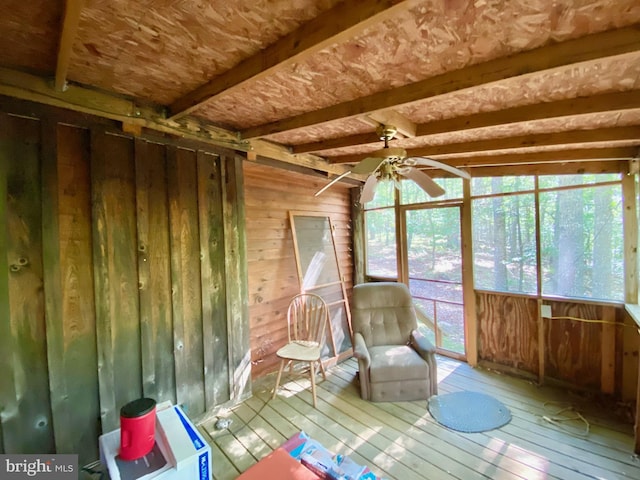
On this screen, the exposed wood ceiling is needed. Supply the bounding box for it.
[1,0,639,180]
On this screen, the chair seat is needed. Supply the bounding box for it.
[272,293,329,409]
[369,345,429,383]
[276,342,321,362]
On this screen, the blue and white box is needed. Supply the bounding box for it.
[100,403,212,480]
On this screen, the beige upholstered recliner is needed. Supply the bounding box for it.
[351,282,438,402]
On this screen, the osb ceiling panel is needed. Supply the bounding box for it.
[267,51,640,147]
[397,52,640,125]
[268,117,374,146]
[193,0,640,129]
[319,109,640,158]
[0,0,62,74]
[0,0,638,174]
[68,0,340,104]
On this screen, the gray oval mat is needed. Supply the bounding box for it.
[428,391,512,433]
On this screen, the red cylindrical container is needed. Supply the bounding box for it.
[119,398,156,461]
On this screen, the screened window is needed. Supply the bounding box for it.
[471,173,624,302]
[401,177,463,204]
[365,172,625,302]
[472,176,535,195]
[472,193,537,294]
[539,181,623,301]
[364,181,397,278]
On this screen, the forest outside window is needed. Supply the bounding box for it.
[538,175,623,301]
[471,174,624,302]
[364,181,397,279]
[472,177,536,294]
[364,173,624,303]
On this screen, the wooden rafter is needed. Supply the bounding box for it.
[469,160,629,177]
[367,110,416,137]
[241,24,640,139]
[437,146,638,168]
[0,67,351,177]
[55,0,85,92]
[327,126,640,164]
[291,91,640,154]
[168,0,418,119]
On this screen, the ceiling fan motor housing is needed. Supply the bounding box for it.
[377,125,398,141]
[371,146,407,161]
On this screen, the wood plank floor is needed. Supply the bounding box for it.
[199,357,640,480]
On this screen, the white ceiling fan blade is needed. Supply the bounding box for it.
[399,167,446,197]
[360,175,378,204]
[406,157,471,180]
[352,156,386,175]
[314,171,351,197]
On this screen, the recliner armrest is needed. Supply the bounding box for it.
[411,327,436,359]
[353,332,371,370]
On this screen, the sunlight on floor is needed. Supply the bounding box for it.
[436,361,463,382]
[483,437,551,479]
[273,376,310,398]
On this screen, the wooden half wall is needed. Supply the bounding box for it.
[0,98,250,465]
[243,161,354,379]
[476,291,638,399]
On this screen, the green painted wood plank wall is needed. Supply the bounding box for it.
[0,97,250,465]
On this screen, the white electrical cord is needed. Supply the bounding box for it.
[541,401,590,437]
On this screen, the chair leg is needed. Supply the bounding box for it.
[272,359,285,400]
[309,361,317,408]
[318,359,327,380]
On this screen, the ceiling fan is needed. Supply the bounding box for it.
[315,125,471,203]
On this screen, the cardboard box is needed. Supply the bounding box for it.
[237,448,320,480]
[100,404,211,480]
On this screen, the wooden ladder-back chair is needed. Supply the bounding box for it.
[272,293,329,408]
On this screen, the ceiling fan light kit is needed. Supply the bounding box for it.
[314,124,471,204]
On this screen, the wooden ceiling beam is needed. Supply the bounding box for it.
[168,0,418,119]
[291,91,640,154]
[292,132,381,154]
[55,0,85,92]
[241,23,640,139]
[410,126,640,158]
[469,160,628,177]
[0,67,351,177]
[439,147,638,168]
[327,126,640,164]
[367,110,417,137]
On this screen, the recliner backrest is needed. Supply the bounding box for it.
[352,282,418,347]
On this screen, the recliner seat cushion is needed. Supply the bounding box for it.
[369,345,429,383]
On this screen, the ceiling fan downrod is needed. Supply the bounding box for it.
[377,125,397,149]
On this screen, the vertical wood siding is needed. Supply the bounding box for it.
[44,124,100,463]
[91,130,142,432]
[134,139,176,406]
[0,114,54,454]
[167,147,206,416]
[243,161,354,379]
[197,151,231,408]
[0,100,249,464]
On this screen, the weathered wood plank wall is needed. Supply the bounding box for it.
[243,161,353,379]
[45,124,100,461]
[0,98,250,465]
[0,114,54,454]
[134,140,176,407]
